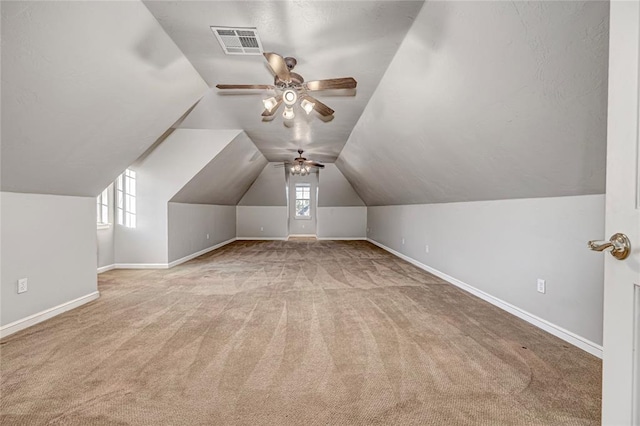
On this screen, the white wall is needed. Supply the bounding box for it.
[316,164,366,239]
[318,164,365,207]
[238,164,287,206]
[317,207,367,239]
[367,194,605,347]
[1,192,98,327]
[236,163,288,239]
[168,203,236,263]
[236,206,288,239]
[97,184,115,269]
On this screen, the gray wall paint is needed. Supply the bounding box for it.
[289,173,318,235]
[1,192,97,326]
[168,203,236,263]
[337,1,608,205]
[1,1,207,196]
[238,164,287,206]
[318,164,364,207]
[97,184,115,268]
[115,129,241,265]
[317,207,367,239]
[237,206,288,239]
[367,194,605,345]
[170,133,267,205]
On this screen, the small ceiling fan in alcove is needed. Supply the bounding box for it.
[275,149,325,175]
[216,52,357,121]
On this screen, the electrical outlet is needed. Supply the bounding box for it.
[402,238,405,245]
[537,279,546,294]
[206,233,210,240]
[425,245,430,253]
[18,278,28,294]
[260,227,264,232]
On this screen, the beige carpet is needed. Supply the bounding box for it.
[0,240,601,425]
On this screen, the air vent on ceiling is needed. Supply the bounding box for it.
[210,26,264,55]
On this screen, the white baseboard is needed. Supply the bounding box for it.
[97,264,116,274]
[0,291,100,339]
[317,237,367,240]
[236,237,288,241]
[114,263,169,270]
[167,238,236,268]
[287,234,317,239]
[366,238,603,359]
[112,239,238,270]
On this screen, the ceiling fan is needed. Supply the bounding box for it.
[276,150,325,175]
[216,52,357,120]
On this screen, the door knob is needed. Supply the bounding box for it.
[587,233,631,260]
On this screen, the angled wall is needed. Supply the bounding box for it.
[237,164,288,239]
[317,165,366,239]
[114,129,245,266]
[337,1,608,205]
[1,1,208,197]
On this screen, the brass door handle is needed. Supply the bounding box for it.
[587,233,631,260]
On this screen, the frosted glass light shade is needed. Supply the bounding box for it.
[262,97,278,112]
[301,98,315,115]
[283,106,295,120]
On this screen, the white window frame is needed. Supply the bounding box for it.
[116,169,137,228]
[294,183,311,219]
[96,188,110,229]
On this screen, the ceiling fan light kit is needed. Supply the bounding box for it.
[280,149,325,175]
[215,52,357,122]
[300,98,315,115]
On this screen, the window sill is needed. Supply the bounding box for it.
[97,223,111,230]
[294,216,312,220]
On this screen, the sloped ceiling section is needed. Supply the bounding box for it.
[337,1,609,206]
[143,1,424,163]
[170,132,267,205]
[1,1,208,197]
[318,164,364,207]
[238,163,287,206]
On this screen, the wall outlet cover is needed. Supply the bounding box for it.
[18,278,28,294]
[537,279,546,294]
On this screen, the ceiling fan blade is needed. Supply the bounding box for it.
[216,84,275,90]
[303,77,357,91]
[303,95,334,116]
[261,98,283,116]
[306,161,325,168]
[264,52,291,83]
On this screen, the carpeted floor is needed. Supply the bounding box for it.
[1,240,601,425]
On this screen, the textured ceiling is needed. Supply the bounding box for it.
[337,1,609,205]
[1,1,207,196]
[142,0,424,163]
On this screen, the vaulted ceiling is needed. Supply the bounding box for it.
[1,0,609,206]
[142,1,423,163]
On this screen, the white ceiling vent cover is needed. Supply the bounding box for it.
[211,26,263,55]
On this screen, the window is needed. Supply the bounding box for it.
[295,183,311,218]
[116,169,136,228]
[96,188,109,227]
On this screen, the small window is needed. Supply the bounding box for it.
[116,169,136,228]
[96,188,109,226]
[295,183,311,218]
